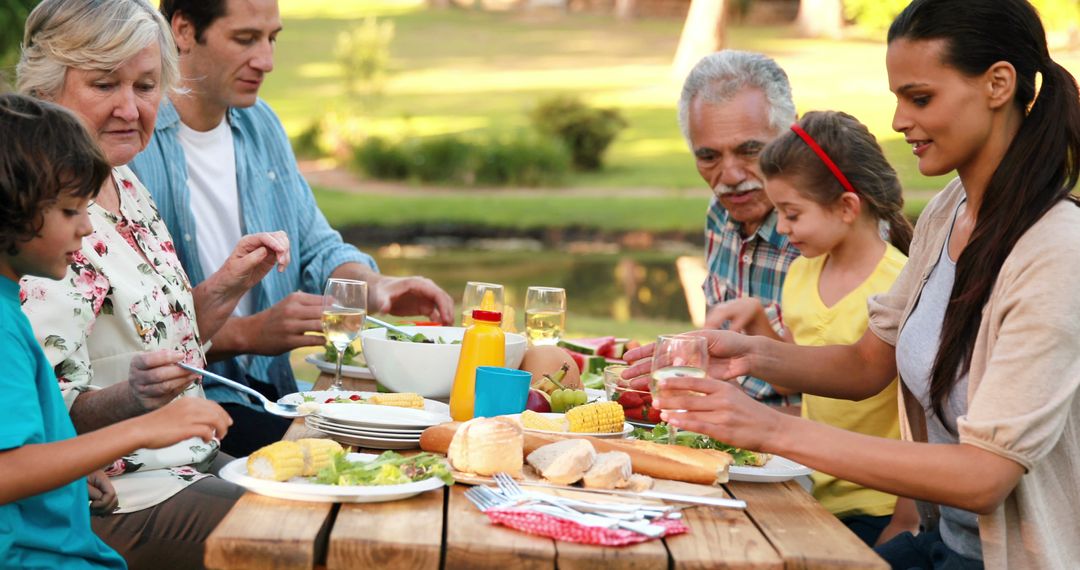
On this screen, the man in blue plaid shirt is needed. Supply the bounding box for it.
[677,51,801,409]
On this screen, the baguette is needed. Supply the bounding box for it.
[420,422,731,486]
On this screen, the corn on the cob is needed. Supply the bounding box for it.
[368,392,425,409]
[566,401,625,434]
[521,410,569,432]
[297,438,344,476]
[247,441,304,481]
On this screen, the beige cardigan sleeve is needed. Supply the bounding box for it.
[957,201,1080,470]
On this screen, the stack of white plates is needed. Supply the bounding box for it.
[286,393,451,450]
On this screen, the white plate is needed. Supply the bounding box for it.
[315,401,451,429]
[304,354,374,380]
[305,416,426,436]
[305,416,423,439]
[509,412,633,439]
[729,455,812,483]
[304,426,422,450]
[280,392,450,417]
[219,452,445,502]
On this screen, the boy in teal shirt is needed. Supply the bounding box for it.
[0,94,232,568]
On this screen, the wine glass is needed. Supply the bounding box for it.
[321,278,368,392]
[650,334,708,444]
[461,282,504,326]
[524,286,566,346]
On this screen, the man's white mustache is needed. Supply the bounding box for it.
[713,180,763,196]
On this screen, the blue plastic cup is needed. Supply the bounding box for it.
[473,366,531,417]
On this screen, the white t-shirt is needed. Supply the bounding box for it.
[177,117,254,317]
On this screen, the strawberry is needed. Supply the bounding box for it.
[349,394,362,401]
[616,391,643,409]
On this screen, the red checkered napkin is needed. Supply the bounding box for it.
[483,508,688,546]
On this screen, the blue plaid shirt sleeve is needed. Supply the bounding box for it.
[702,199,800,405]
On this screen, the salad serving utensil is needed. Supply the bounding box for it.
[364,315,416,339]
[177,363,305,418]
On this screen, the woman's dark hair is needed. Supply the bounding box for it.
[160,0,227,42]
[889,0,1080,425]
[0,93,109,256]
[760,110,913,255]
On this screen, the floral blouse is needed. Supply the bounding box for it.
[20,166,219,514]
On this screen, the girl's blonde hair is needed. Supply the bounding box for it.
[759,110,913,255]
[17,0,179,100]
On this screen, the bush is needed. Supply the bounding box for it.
[530,96,627,171]
[413,136,477,184]
[352,137,412,180]
[475,135,570,187]
[291,119,324,159]
[336,16,394,98]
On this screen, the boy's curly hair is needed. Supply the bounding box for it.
[0,93,110,256]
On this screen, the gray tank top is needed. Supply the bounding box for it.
[895,202,982,561]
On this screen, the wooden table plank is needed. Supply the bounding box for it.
[726,481,887,570]
[444,484,556,570]
[205,493,333,570]
[555,532,668,570]
[327,487,444,569]
[667,503,783,569]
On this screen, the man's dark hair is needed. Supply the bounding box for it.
[160,0,227,42]
[0,93,109,255]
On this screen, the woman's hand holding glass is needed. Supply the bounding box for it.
[322,278,368,391]
[648,334,708,443]
[622,329,754,384]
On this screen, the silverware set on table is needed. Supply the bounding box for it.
[464,472,679,538]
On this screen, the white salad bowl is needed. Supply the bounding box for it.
[360,326,527,399]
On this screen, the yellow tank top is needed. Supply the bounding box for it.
[780,243,907,518]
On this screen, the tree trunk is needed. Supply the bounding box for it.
[614,0,636,20]
[796,0,844,39]
[671,0,726,81]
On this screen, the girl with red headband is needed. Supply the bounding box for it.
[703,110,917,547]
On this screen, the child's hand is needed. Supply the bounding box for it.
[87,470,118,516]
[127,350,200,411]
[704,298,770,336]
[133,398,232,449]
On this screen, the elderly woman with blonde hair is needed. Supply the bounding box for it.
[16,0,291,567]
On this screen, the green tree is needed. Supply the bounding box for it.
[1,0,35,89]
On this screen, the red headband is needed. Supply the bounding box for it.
[790,124,856,194]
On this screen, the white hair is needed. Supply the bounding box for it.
[16,0,179,100]
[677,50,797,148]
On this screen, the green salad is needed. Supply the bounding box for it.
[631,424,769,467]
[316,451,454,487]
[324,343,359,365]
[386,329,461,344]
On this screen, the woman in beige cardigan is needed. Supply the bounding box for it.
[626,0,1080,568]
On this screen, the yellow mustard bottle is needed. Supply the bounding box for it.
[449,292,505,421]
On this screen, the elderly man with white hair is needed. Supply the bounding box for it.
[678,50,801,409]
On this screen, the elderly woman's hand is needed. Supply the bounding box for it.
[127,350,199,412]
[219,231,291,294]
[369,275,455,325]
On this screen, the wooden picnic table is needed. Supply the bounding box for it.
[205,373,887,570]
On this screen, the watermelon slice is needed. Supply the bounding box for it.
[561,348,608,375]
[559,336,617,358]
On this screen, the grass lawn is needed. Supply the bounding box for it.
[271,1,1080,198]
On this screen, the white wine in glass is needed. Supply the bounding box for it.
[524,286,566,346]
[322,278,368,391]
[650,334,708,444]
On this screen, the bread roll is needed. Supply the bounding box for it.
[447,417,523,477]
[582,451,632,490]
[422,421,731,485]
[526,439,596,485]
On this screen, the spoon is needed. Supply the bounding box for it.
[177,362,305,418]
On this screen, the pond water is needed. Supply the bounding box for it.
[360,241,700,339]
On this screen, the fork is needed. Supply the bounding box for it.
[177,362,304,418]
[492,474,666,538]
[464,486,617,528]
[490,473,671,519]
